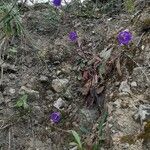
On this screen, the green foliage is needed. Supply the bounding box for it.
[124,0,135,13]
[70,130,84,150]
[6,47,18,60]
[9,47,17,53]
[98,112,108,137]
[70,112,107,150]
[100,0,122,14]
[47,5,61,27]
[15,94,28,109]
[94,112,108,149]
[64,0,82,12]
[0,1,23,37]
[25,5,61,35]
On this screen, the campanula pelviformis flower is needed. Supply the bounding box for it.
[50,112,61,123]
[53,0,62,7]
[118,30,132,45]
[69,31,78,42]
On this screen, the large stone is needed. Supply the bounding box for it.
[134,104,150,124]
[52,78,69,92]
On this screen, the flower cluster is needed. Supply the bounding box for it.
[50,3,133,124]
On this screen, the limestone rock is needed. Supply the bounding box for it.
[134,104,150,124]
[39,75,49,82]
[119,80,131,95]
[52,78,69,92]
[53,98,65,110]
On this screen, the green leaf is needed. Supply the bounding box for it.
[16,99,23,107]
[98,112,108,136]
[92,143,99,150]
[9,47,17,53]
[0,2,23,37]
[16,94,28,109]
[71,130,82,149]
[124,0,135,13]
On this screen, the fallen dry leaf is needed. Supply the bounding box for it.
[96,85,105,94]
[81,79,92,95]
[92,73,98,86]
[83,70,89,80]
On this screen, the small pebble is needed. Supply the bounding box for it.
[130,81,137,87]
[9,88,15,94]
[53,98,65,110]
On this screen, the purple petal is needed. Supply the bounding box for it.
[53,0,62,7]
[69,31,78,41]
[118,30,132,45]
[50,112,61,123]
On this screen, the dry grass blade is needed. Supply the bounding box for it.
[116,57,122,76]
[0,0,18,24]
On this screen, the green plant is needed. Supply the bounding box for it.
[124,0,135,13]
[0,0,23,37]
[9,47,17,53]
[100,0,122,14]
[70,130,84,150]
[93,111,108,150]
[48,5,61,26]
[15,94,29,109]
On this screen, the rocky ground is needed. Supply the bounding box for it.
[0,0,150,150]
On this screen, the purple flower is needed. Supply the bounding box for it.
[69,31,78,42]
[117,30,132,45]
[52,0,62,7]
[50,112,61,123]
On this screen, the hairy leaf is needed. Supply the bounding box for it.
[71,130,83,150]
